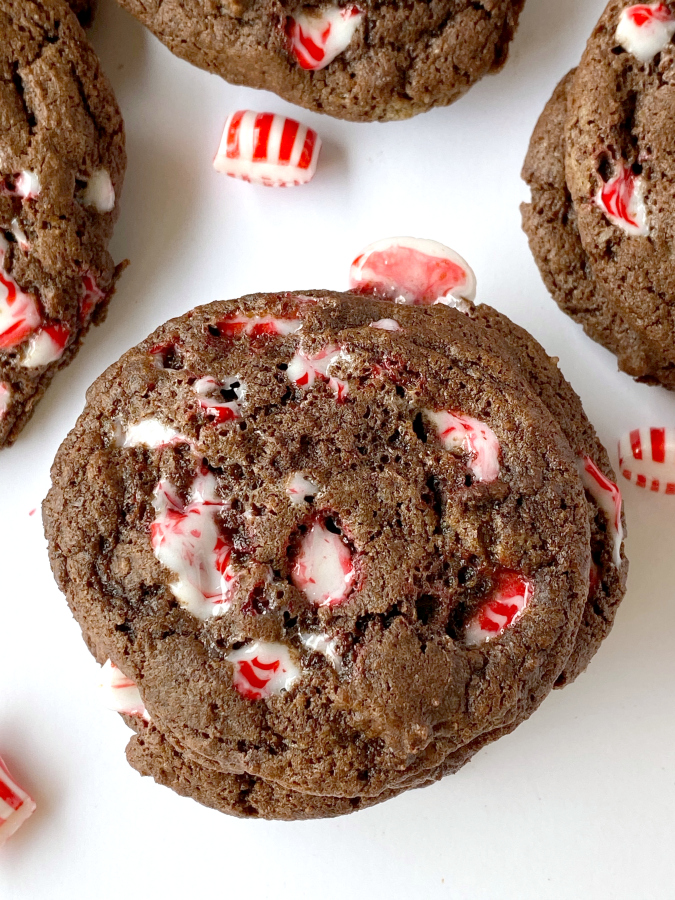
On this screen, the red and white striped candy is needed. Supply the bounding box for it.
[80,273,105,322]
[577,455,624,568]
[292,519,355,607]
[616,2,675,61]
[0,236,41,350]
[618,427,675,494]
[465,570,533,646]
[227,641,300,700]
[286,5,363,70]
[151,470,236,619]
[21,323,70,368]
[349,237,476,306]
[595,162,649,236]
[194,376,242,423]
[425,410,501,483]
[0,755,36,847]
[287,344,349,401]
[214,111,321,187]
[215,313,302,338]
[99,660,150,721]
[0,382,9,419]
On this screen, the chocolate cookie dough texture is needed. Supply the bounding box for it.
[44,273,628,819]
[0,0,125,449]
[114,0,525,122]
[522,1,675,389]
[68,0,95,25]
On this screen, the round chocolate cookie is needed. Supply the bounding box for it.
[523,1,675,388]
[113,0,525,122]
[44,291,627,819]
[0,0,125,449]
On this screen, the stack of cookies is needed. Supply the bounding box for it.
[44,287,627,819]
[522,0,675,390]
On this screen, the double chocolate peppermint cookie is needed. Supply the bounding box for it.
[44,277,627,819]
[522,1,675,389]
[113,0,525,122]
[0,0,125,449]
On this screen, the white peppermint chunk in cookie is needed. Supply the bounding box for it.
[0,235,41,350]
[151,470,236,619]
[81,168,115,213]
[0,382,10,419]
[464,571,533,647]
[21,324,70,368]
[425,410,501,483]
[286,6,364,70]
[10,219,29,251]
[194,375,242,423]
[287,344,349,400]
[616,3,675,62]
[577,456,623,568]
[99,660,150,721]
[300,632,343,671]
[117,418,188,449]
[218,313,303,337]
[227,641,300,700]
[15,170,40,199]
[369,318,402,331]
[595,162,649,236]
[286,472,320,504]
[292,520,355,606]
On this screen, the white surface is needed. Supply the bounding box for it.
[1,0,674,896]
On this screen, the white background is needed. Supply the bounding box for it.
[1,0,674,896]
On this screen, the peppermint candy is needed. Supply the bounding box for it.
[349,237,477,306]
[286,5,363,70]
[425,410,501,483]
[80,169,115,213]
[14,170,40,200]
[369,318,402,331]
[80,273,106,322]
[117,418,188,450]
[595,162,649,236]
[214,111,321,187]
[0,236,41,350]
[286,472,320,504]
[300,632,343,671]
[0,382,10,419]
[21,323,70,368]
[616,2,675,62]
[215,313,302,338]
[577,456,624,568]
[0,755,36,847]
[287,344,349,401]
[292,519,355,607]
[227,641,300,700]
[618,427,675,494]
[151,470,236,619]
[99,660,150,720]
[194,376,243,423]
[10,219,29,252]
[465,571,534,646]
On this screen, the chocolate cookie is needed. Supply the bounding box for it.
[522,1,675,388]
[0,0,125,449]
[68,0,95,25]
[113,0,525,122]
[44,291,627,819]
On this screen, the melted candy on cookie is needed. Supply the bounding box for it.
[287,344,349,400]
[80,169,115,213]
[227,641,300,700]
[292,518,355,607]
[595,162,649,236]
[577,456,623,568]
[0,237,41,349]
[151,470,236,619]
[616,2,675,62]
[22,323,70,368]
[286,472,320,504]
[0,382,9,419]
[464,570,533,646]
[216,313,302,338]
[194,375,243,422]
[286,6,363,70]
[99,660,150,720]
[425,410,501,483]
[80,273,106,322]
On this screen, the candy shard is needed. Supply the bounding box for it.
[369,318,402,331]
[15,170,40,199]
[215,313,302,338]
[0,236,41,350]
[81,168,115,213]
[286,5,363,70]
[300,632,343,671]
[80,273,105,322]
[0,382,9,419]
[214,111,321,187]
[292,519,355,607]
[577,456,623,568]
[151,470,236,619]
[349,237,476,305]
[99,659,150,721]
[287,344,349,400]
[194,375,243,422]
[227,641,300,700]
[616,2,675,61]
[0,755,36,847]
[21,323,70,368]
[117,418,188,449]
[465,570,533,646]
[10,219,29,252]
[618,427,675,495]
[595,162,649,236]
[286,472,320,504]
[425,410,500,483]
